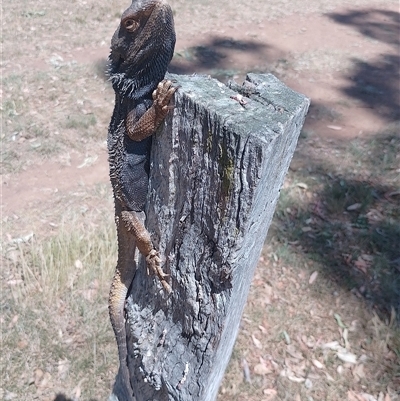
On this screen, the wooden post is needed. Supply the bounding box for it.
[110,73,310,401]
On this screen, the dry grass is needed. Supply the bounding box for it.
[1,212,118,400]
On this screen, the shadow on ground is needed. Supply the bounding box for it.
[327,9,400,121]
[54,395,97,401]
[170,35,270,81]
[327,9,400,45]
[271,130,400,320]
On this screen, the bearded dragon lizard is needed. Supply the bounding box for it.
[107,0,176,397]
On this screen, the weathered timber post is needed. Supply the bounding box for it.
[111,73,309,401]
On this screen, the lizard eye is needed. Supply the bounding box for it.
[124,19,138,32]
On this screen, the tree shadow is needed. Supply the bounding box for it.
[271,130,400,320]
[327,9,400,121]
[343,53,400,121]
[327,9,400,46]
[170,36,270,82]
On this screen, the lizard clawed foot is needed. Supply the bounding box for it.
[152,80,178,114]
[146,250,172,293]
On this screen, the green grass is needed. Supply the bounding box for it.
[348,123,400,181]
[64,114,97,130]
[324,179,375,214]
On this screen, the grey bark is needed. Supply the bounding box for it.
[111,73,310,401]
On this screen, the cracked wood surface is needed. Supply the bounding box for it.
[110,73,309,401]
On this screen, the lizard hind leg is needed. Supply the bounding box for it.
[121,210,171,293]
[109,264,135,398]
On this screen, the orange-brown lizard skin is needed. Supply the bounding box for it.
[107,0,176,398]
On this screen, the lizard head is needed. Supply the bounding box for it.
[108,0,176,99]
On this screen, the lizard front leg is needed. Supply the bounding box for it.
[121,210,171,293]
[125,79,177,141]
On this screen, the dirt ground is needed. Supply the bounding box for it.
[2,0,399,219]
[1,0,399,400]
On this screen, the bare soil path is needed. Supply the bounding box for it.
[2,1,398,225]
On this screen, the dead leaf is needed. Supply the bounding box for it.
[348,391,365,401]
[325,372,335,381]
[337,350,357,364]
[10,232,34,244]
[282,331,291,345]
[322,341,340,351]
[309,271,318,284]
[252,334,262,349]
[361,254,374,262]
[242,358,251,383]
[342,328,349,349]
[7,279,23,286]
[306,372,318,381]
[366,209,384,223]
[287,373,305,383]
[312,359,325,369]
[34,369,44,387]
[263,388,277,401]
[263,284,274,305]
[385,190,400,199]
[352,364,365,382]
[254,363,271,376]
[334,314,347,329]
[347,203,362,211]
[354,257,370,274]
[34,369,52,389]
[38,372,52,388]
